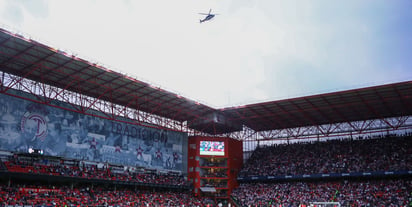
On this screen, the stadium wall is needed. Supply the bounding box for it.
[188,136,243,198]
[0,89,188,173]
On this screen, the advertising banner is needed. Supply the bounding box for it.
[0,92,187,172]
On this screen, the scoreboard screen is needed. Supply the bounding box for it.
[199,141,225,156]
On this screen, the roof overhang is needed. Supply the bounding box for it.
[221,81,412,132]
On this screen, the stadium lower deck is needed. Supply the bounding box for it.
[0,134,411,207]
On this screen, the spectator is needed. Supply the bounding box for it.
[239,135,412,177]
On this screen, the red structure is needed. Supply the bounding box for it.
[188,136,242,199]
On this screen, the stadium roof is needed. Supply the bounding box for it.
[0,28,411,134]
[0,28,215,123]
[221,81,412,132]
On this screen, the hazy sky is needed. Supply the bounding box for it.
[1,0,411,108]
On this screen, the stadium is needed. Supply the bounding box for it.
[0,20,411,207]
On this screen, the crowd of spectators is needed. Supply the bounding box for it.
[232,179,412,207]
[1,153,189,187]
[2,133,411,206]
[0,183,213,206]
[0,152,226,206]
[239,135,412,177]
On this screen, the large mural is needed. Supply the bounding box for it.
[0,91,187,172]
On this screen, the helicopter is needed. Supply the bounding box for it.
[199,9,219,23]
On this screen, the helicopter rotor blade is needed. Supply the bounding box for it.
[209,8,212,14]
[198,13,209,15]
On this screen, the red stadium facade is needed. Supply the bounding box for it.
[188,136,243,199]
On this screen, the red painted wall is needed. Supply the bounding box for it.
[187,136,243,197]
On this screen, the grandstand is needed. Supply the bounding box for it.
[0,27,411,207]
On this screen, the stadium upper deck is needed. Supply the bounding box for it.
[0,28,411,137]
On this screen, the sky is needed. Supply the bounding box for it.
[0,0,411,108]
